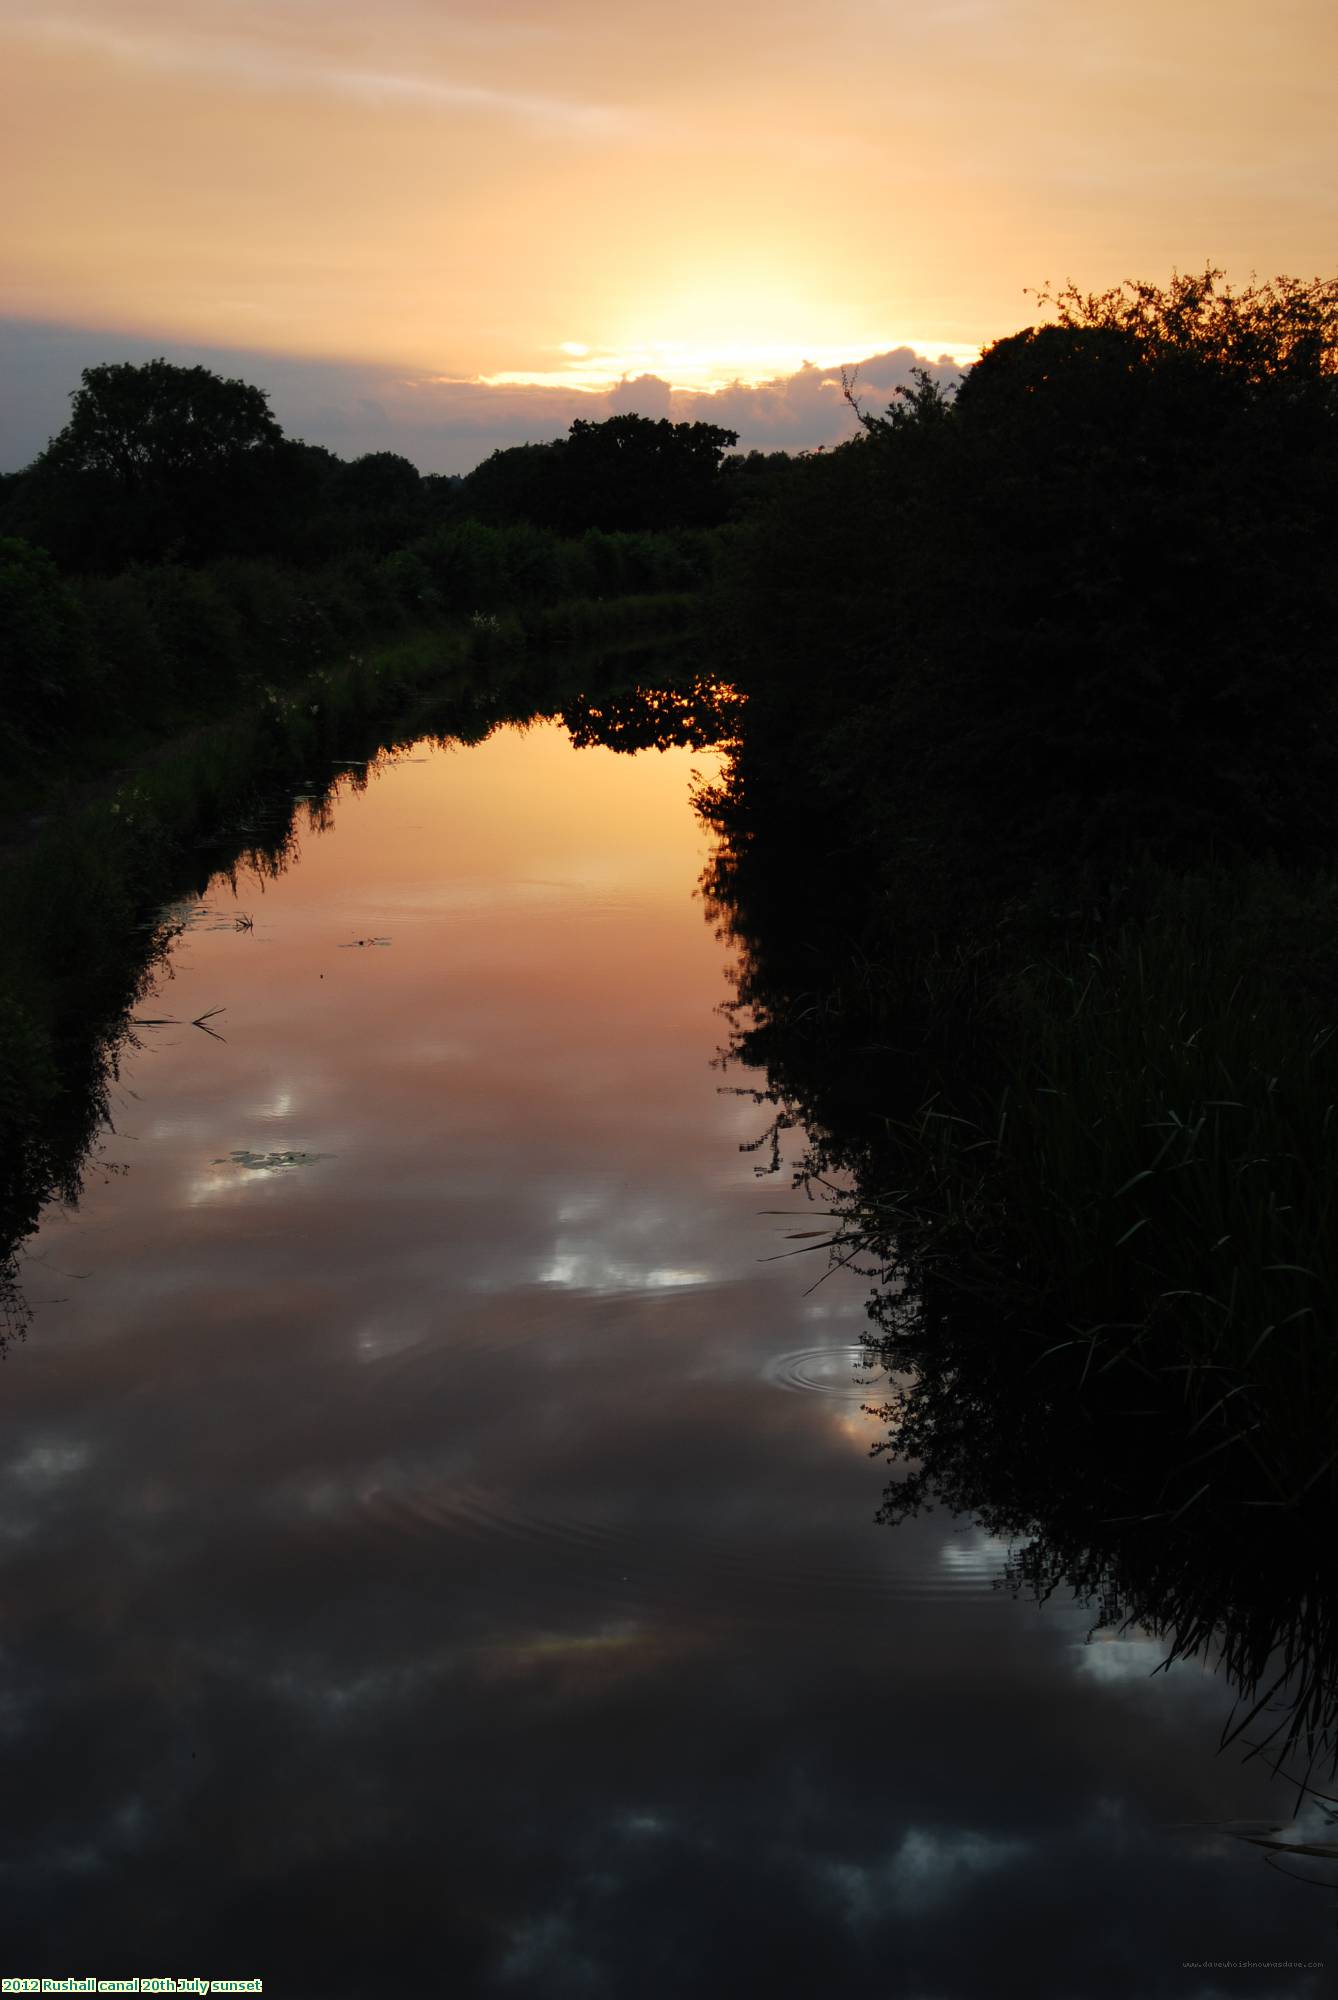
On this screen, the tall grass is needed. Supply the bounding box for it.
[839,867,1338,1505]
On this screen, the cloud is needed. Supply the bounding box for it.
[0,318,968,474]
[606,374,674,420]
[676,346,964,448]
[7,10,628,135]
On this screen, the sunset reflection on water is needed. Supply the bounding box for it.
[1,722,1330,1997]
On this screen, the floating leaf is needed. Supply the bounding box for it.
[213,1149,332,1171]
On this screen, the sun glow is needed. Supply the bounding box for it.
[481,333,977,396]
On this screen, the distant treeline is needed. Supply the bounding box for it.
[0,356,796,772]
[0,357,792,573]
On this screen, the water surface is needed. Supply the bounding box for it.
[3,721,1331,1995]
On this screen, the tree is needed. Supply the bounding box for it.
[41,359,282,484]
[461,418,741,533]
[558,414,739,531]
[1036,267,1338,388]
[732,267,1338,886]
[21,359,287,567]
[461,442,562,527]
[335,451,422,510]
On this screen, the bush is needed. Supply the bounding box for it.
[730,272,1338,900]
[79,570,173,719]
[0,538,94,743]
[0,508,719,772]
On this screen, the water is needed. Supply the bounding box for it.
[2,721,1331,1995]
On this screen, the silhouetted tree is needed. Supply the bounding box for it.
[335,451,422,509]
[557,414,739,532]
[1038,266,1338,390]
[14,359,289,568]
[718,447,797,516]
[43,358,282,482]
[461,417,739,534]
[460,442,562,528]
[736,268,1338,888]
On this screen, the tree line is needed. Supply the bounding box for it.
[0,359,785,774]
[0,358,781,571]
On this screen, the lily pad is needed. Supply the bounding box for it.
[214,1150,332,1171]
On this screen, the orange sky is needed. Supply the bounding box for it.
[2,0,1335,466]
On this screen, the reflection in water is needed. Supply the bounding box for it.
[703,728,1338,1825]
[0,664,743,1343]
[0,677,1333,1993]
[561,675,745,753]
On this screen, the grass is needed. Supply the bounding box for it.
[802,867,1338,1522]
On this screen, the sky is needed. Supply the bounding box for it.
[2,0,1335,471]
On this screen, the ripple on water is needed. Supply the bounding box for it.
[324,1332,999,1615]
[764,1344,890,1401]
[348,1473,1009,1618]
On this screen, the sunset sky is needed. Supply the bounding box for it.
[3,0,1335,470]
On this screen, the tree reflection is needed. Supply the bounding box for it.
[701,752,1338,1802]
[561,676,743,754]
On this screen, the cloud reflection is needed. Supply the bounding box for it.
[0,721,1330,1993]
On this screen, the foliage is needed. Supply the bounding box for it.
[560,414,739,531]
[462,415,740,533]
[461,441,563,528]
[731,269,1338,908]
[44,358,281,479]
[12,359,288,567]
[703,271,1338,1673]
[0,537,95,746]
[1037,266,1338,387]
[0,521,720,784]
[335,451,422,509]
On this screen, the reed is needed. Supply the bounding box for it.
[826,866,1338,1508]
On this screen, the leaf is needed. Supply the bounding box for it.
[213,1150,332,1171]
